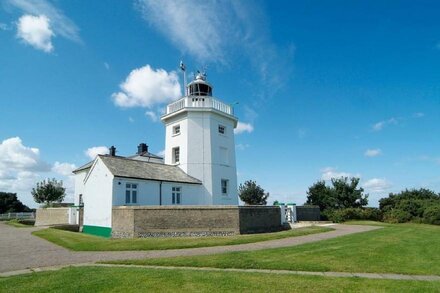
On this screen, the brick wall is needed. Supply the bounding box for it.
[35,208,70,226]
[112,205,283,238]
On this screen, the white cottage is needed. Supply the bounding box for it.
[73,72,239,237]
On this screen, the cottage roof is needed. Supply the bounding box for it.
[72,161,93,173]
[98,155,201,184]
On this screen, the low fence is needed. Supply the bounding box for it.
[0,212,35,220]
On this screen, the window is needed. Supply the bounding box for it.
[172,187,181,204]
[173,124,180,135]
[218,125,226,134]
[221,179,228,195]
[172,147,180,164]
[125,183,137,204]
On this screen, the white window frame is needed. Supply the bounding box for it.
[218,124,226,135]
[221,179,228,196]
[172,186,181,204]
[125,183,138,204]
[172,124,181,136]
[172,147,180,164]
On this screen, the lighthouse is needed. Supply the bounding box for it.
[161,71,239,205]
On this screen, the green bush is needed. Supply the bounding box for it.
[324,208,382,223]
[383,209,413,223]
[423,205,440,225]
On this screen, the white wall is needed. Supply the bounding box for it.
[73,170,87,206]
[163,109,238,205]
[112,177,205,206]
[83,158,114,228]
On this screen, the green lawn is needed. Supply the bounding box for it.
[108,222,440,276]
[1,266,439,292]
[32,226,332,251]
[5,219,34,228]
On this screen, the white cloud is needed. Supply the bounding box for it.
[372,118,398,131]
[157,149,165,157]
[0,137,49,172]
[364,148,382,157]
[112,65,181,108]
[16,14,54,52]
[320,167,358,181]
[145,110,158,122]
[85,146,108,160]
[135,0,288,96]
[52,161,76,176]
[8,0,80,42]
[413,112,425,118]
[363,178,392,193]
[0,22,11,30]
[128,117,135,123]
[104,62,110,70]
[236,143,250,151]
[234,122,254,134]
[0,137,75,207]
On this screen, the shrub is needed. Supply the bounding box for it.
[423,205,440,225]
[324,207,382,223]
[383,209,413,223]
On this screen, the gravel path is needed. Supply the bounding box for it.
[0,222,380,274]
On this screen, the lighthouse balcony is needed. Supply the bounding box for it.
[165,96,234,116]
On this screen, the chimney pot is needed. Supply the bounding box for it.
[109,146,116,156]
[137,143,148,154]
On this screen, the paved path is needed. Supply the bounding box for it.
[0,222,379,274]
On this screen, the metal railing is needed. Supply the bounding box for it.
[0,212,35,220]
[166,96,234,116]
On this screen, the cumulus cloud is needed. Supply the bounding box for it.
[7,0,80,42]
[364,149,382,157]
[320,167,359,181]
[0,137,50,172]
[52,161,76,176]
[363,178,392,193]
[0,137,75,207]
[234,122,254,134]
[16,14,54,52]
[112,65,181,108]
[85,146,108,160]
[145,110,158,122]
[372,118,398,131]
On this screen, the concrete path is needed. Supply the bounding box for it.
[0,222,379,274]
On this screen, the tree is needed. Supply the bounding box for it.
[31,178,66,207]
[0,192,31,213]
[238,180,269,205]
[305,177,368,211]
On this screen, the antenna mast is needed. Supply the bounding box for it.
[180,61,187,96]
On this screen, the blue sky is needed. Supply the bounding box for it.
[1,0,439,208]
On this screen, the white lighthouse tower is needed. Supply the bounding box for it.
[161,71,239,205]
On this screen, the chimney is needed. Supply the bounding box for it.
[109,146,116,156]
[137,143,148,154]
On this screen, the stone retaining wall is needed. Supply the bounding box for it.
[35,208,70,226]
[112,205,282,238]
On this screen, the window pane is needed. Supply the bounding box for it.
[176,187,181,192]
[132,191,137,203]
[172,194,175,204]
[177,193,181,204]
[126,183,130,188]
[132,184,137,189]
[125,190,130,203]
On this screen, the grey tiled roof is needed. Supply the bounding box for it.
[72,161,93,173]
[99,155,201,184]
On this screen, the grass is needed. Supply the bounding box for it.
[5,219,34,228]
[108,222,440,276]
[1,266,439,292]
[32,226,333,251]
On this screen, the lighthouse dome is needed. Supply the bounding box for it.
[187,72,213,96]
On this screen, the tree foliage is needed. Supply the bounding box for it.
[305,177,368,211]
[0,192,32,213]
[379,188,440,224]
[238,180,269,205]
[31,178,66,207]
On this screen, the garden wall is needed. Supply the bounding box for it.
[112,205,283,238]
[35,208,71,226]
[296,206,321,221]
